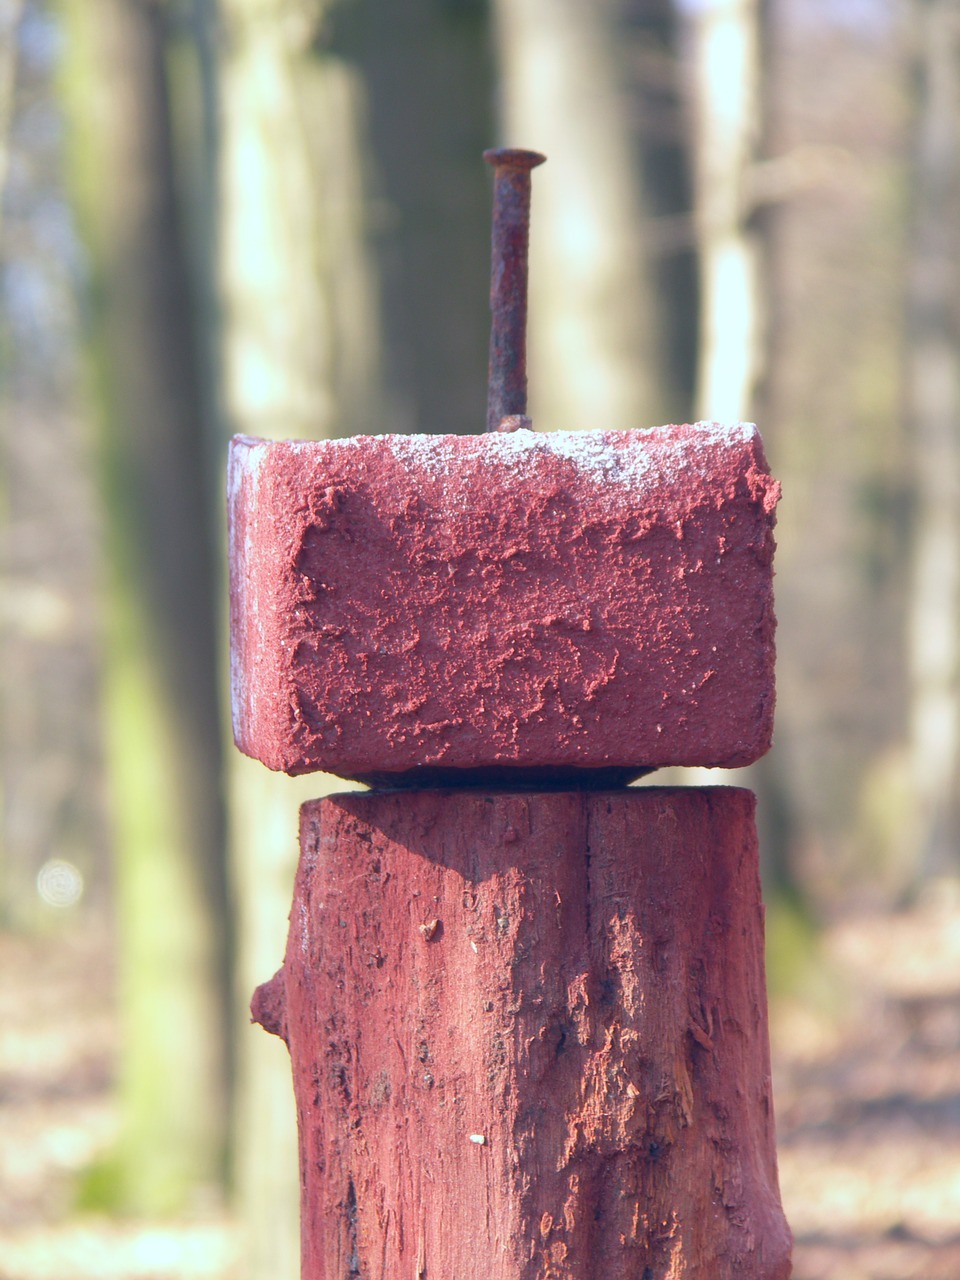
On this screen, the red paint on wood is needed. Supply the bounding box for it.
[228,424,779,781]
[255,787,792,1279]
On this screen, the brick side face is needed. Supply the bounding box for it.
[228,424,780,779]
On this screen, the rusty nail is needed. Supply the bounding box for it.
[483,148,546,433]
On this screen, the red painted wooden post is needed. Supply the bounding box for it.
[253,789,791,1279]
[230,152,793,1278]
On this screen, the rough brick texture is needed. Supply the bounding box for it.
[228,423,780,780]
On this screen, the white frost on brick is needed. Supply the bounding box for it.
[276,421,759,499]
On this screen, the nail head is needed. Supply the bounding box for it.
[483,148,547,170]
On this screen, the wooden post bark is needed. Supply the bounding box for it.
[254,786,791,1279]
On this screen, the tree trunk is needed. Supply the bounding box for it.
[257,787,792,1280]
[692,0,764,424]
[904,0,960,884]
[60,0,228,1212]
[491,0,695,431]
[327,0,495,437]
[0,0,24,231]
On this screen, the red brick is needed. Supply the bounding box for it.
[228,424,780,780]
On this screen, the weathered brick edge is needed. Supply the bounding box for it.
[228,424,780,779]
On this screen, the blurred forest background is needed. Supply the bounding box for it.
[3,0,960,1277]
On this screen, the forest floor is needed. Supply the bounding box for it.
[0,897,959,1280]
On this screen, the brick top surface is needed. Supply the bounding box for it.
[228,424,779,779]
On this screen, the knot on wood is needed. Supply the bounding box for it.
[251,968,288,1043]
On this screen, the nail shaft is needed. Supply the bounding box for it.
[483,148,546,433]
